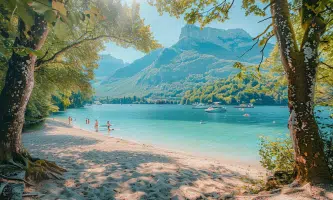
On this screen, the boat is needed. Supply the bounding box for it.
[205,106,227,113]
[192,103,209,109]
[212,102,223,108]
[234,103,254,108]
[94,101,102,105]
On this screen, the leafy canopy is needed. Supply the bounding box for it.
[0,0,161,121]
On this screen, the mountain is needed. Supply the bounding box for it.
[94,54,125,79]
[108,49,163,80]
[95,25,274,99]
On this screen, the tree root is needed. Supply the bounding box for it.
[1,151,67,184]
[26,159,67,182]
[0,174,34,186]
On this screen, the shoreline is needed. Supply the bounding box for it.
[23,119,266,199]
[23,119,332,200]
[51,118,263,169]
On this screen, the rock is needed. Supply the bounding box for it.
[265,176,279,190]
[209,192,220,198]
[288,180,301,188]
[273,171,293,185]
[270,188,281,194]
[265,171,294,191]
[220,193,234,199]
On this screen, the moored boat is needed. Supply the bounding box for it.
[205,106,227,113]
[234,103,254,108]
[94,101,102,105]
[192,103,209,109]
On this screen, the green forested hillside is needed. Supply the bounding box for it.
[181,75,288,105]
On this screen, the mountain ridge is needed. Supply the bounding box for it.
[94,25,274,99]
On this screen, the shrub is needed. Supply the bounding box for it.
[258,135,294,173]
[259,134,333,175]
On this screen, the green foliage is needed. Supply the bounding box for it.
[259,108,333,174]
[259,136,294,173]
[181,74,288,105]
[0,0,160,125]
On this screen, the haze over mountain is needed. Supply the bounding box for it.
[95,25,274,99]
[94,54,127,79]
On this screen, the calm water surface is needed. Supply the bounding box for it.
[54,105,290,162]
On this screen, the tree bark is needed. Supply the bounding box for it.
[0,16,49,163]
[271,0,332,184]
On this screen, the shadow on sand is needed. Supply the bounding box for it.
[23,121,256,199]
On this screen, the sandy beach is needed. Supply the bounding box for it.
[22,120,332,200]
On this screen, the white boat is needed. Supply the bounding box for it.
[94,101,102,105]
[205,106,227,113]
[235,103,254,108]
[192,103,209,109]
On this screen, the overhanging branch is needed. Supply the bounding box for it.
[35,35,134,70]
[258,16,272,23]
[258,34,275,70]
[239,38,259,58]
[253,23,272,40]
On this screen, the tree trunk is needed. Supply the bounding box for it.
[0,16,49,163]
[287,58,332,184]
[271,0,332,184]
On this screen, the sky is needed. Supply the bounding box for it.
[101,1,273,63]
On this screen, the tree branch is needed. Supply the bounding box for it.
[320,62,333,69]
[318,75,329,80]
[239,39,259,58]
[258,16,272,23]
[35,35,134,69]
[200,0,226,15]
[258,34,275,70]
[253,23,272,40]
[200,0,234,16]
[263,2,273,10]
[39,49,49,61]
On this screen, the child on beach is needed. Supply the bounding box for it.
[94,120,99,132]
[107,121,111,132]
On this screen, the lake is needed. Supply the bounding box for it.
[53,105,290,162]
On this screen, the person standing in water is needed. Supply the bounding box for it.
[68,116,71,125]
[107,121,111,132]
[94,120,99,132]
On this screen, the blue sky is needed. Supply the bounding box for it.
[101,1,272,63]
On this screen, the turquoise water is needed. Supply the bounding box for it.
[53,105,290,162]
